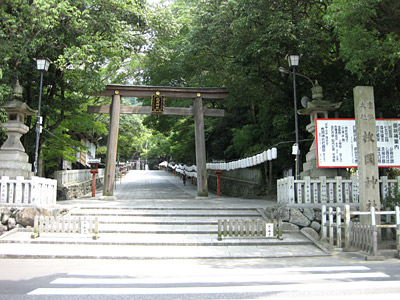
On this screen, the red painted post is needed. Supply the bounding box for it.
[191,176,194,185]
[215,170,223,196]
[92,173,96,197]
[89,161,99,197]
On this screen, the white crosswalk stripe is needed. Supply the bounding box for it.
[27,265,400,298]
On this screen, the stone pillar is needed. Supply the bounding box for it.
[101,93,121,199]
[193,95,208,197]
[354,86,380,220]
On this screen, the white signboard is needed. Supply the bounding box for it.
[316,119,400,168]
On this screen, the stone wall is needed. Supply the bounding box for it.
[57,177,104,200]
[264,206,322,241]
[207,167,267,198]
[0,207,67,235]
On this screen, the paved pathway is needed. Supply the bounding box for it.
[59,170,277,208]
[0,170,331,259]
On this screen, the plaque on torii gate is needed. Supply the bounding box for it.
[88,85,228,199]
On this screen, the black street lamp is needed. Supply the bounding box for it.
[33,58,51,176]
[285,54,301,179]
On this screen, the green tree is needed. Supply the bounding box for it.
[326,0,400,115]
[0,0,148,175]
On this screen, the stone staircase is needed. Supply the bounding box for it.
[0,206,329,259]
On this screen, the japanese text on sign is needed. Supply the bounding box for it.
[316,119,400,168]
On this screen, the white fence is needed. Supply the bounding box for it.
[53,169,105,187]
[321,205,400,256]
[32,215,99,239]
[278,176,400,206]
[0,176,57,206]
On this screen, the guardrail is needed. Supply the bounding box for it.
[217,219,275,240]
[0,176,57,206]
[321,205,400,257]
[31,215,99,239]
[278,176,400,206]
[278,176,359,205]
[53,169,105,187]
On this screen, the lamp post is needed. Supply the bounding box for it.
[33,58,51,176]
[286,54,300,179]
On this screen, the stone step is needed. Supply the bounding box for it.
[1,231,314,247]
[71,208,261,218]
[0,235,326,259]
[84,216,264,225]
[97,223,218,234]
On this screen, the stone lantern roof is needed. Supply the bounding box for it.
[0,80,37,119]
[298,82,341,116]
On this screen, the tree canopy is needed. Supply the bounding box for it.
[1,0,399,177]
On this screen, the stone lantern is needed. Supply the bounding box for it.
[298,82,346,178]
[0,80,37,179]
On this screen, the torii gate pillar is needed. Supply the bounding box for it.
[101,94,120,199]
[194,95,208,197]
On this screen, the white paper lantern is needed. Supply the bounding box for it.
[272,147,277,159]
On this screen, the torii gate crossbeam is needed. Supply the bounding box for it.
[89,85,228,199]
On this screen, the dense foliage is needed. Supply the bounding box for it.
[1,0,399,178]
[142,0,400,176]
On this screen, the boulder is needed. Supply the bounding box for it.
[0,224,8,234]
[15,207,50,228]
[1,213,10,225]
[289,208,311,227]
[311,221,321,233]
[7,217,16,230]
[303,208,315,221]
[301,227,320,241]
[281,222,300,232]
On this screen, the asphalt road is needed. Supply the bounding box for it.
[1,254,400,299]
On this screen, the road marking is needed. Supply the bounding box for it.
[51,272,389,285]
[28,281,400,295]
[66,265,371,277]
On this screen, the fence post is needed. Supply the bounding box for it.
[370,206,376,226]
[296,180,303,204]
[329,207,334,246]
[335,176,343,203]
[15,176,24,204]
[320,176,327,203]
[336,207,342,247]
[313,182,319,204]
[344,205,351,249]
[351,176,359,203]
[304,176,311,204]
[372,225,378,256]
[30,176,39,204]
[288,176,295,204]
[321,205,327,240]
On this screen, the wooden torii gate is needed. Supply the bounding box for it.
[88,85,228,199]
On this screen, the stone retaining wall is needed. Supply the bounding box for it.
[0,206,67,235]
[264,206,322,241]
[207,168,267,198]
[57,177,104,200]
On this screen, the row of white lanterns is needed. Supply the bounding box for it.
[169,147,277,173]
[208,148,277,171]
[169,163,197,178]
